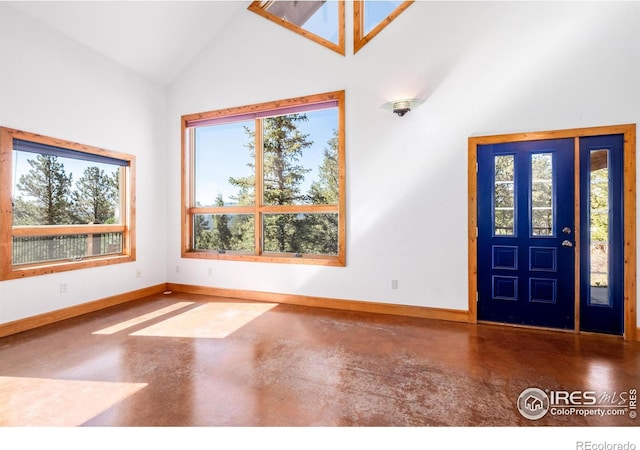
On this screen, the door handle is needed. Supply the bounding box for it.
[562,240,574,248]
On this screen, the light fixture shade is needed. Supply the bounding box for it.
[382,98,425,117]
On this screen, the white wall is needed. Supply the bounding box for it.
[167,0,640,323]
[0,4,167,323]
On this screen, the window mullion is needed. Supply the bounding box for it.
[119,165,130,255]
[255,118,264,255]
[12,224,125,236]
[185,126,196,252]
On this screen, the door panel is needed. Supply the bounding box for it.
[579,134,624,335]
[477,139,575,329]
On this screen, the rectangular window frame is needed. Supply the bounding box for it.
[0,127,136,280]
[181,90,346,266]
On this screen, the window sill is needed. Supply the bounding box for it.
[182,250,345,267]
[1,254,135,281]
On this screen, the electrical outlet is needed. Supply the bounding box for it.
[176,265,180,273]
[391,279,398,289]
[136,269,142,278]
[208,268,213,276]
[59,283,67,294]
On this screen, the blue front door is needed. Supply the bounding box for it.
[477,139,575,329]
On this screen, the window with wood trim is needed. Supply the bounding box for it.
[0,127,136,280]
[353,0,414,54]
[248,1,345,55]
[181,91,346,266]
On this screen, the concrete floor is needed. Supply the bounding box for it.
[0,291,638,426]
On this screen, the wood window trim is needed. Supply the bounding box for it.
[0,127,136,281]
[353,0,414,54]
[181,90,346,267]
[467,124,637,341]
[248,1,345,56]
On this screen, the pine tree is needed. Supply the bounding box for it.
[213,194,233,251]
[309,129,339,205]
[12,197,41,226]
[264,115,312,252]
[230,114,313,253]
[193,214,212,249]
[15,155,73,262]
[304,129,339,255]
[194,195,238,252]
[262,115,312,207]
[71,167,119,224]
[17,154,73,225]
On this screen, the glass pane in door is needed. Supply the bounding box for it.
[589,149,611,306]
[494,155,515,236]
[531,153,553,236]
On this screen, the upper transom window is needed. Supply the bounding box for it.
[248,1,345,55]
[248,1,414,55]
[181,91,346,266]
[0,127,136,280]
[354,0,414,53]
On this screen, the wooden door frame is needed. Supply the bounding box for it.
[468,124,637,341]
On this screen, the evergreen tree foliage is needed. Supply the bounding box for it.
[230,114,313,253]
[309,130,339,205]
[71,167,119,224]
[263,114,311,253]
[194,195,233,251]
[12,197,40,226]
[16,154,73,225]
[193,214,211,249]
[303,129,339,255]
[195,113,339,256]
[12,155,122,263]
[213,194,233,250]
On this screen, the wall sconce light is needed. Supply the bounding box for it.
[382,99,425,117]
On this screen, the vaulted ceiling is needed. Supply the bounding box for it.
[6,1,250,86]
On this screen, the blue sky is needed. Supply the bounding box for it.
[363,1,404,35]
[297,0,404,44]
[194,108,338,207]
[303,1,339,43]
